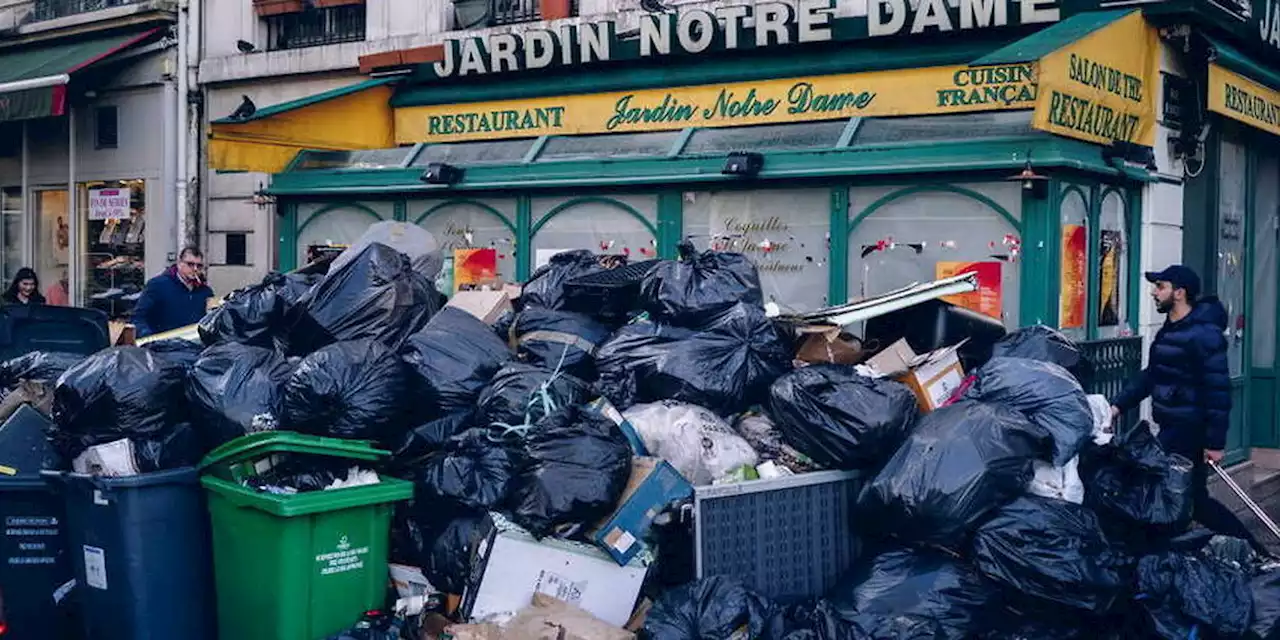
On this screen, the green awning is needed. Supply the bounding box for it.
[0,28,162,122]
[972,9,1132,66]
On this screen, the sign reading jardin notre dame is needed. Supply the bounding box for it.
[432,0,1064,78]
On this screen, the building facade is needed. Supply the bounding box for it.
[0,0,184,318]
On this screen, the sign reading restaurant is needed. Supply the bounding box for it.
[431,0,1065,78]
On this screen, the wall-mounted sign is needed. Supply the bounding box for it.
[431,0,1064,79]
[1161,72,1195,131]
[1207,64,1280,137]
[396,63,1038,143]
[88,188,131,221]
[1031,10,1159,146]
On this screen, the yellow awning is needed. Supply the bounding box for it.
[209,77,397,173]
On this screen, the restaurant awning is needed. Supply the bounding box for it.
[208,77,398,174]
[0,28,164,122]
[1200,36,1280,138]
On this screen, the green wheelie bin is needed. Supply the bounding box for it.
[199,432,413,640]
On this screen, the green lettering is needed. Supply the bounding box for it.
[428,116,441,135]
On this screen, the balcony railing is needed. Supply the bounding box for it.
[266,4,365,51]
[453,0,577,29]
[32,0,145,22]
[1080,335,1144,432]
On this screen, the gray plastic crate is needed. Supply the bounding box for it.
[694,470,861,603]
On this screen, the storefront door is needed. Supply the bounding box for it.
[1249,152,1280,450]
[1218,137,1251,461]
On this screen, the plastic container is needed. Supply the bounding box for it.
[864,298,1007,371]
[51,467,215,640]
[694,470,861,603]
[0,305,109,361]
[562,260,660,323]
[200,432,414,640]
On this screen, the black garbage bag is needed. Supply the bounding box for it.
[857,401,1051,547]
[644,577,783,640]
[133,420,204,471]
[0,351,84,387]
[1135,543,1253,639]
[283,339,410,443]
[595,303,792,416]
[476,363,592,429]
[389,411,476,474]
[512,308,610,381]
[415,508,495,595]
[284,243,440,356]
[415,428,520,512]
[776,601,863,640]
[401,307,514,421]
[962,357,1093,466]
[51,347,189,461]
[970,496,1127,613]
[326,610,404,640]
[1249,569,1280,640]
[765,365,919,471]
[241,453,351,493]
[990,326,1093,385]
[1079,421,1194,546]
[143,338,206,371]
[519,250,605,311]
[639,241,764,328]
[187,343,294,449]
[827,548,1000,640]
[508,404,632,538]
[199,272,317,348]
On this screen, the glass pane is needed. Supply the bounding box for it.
[36,190,70,307]
[0,187,25,286]
[1098,191,1130,338]
[411,138,535,166]
[1058,188,1089,338]
[682,189,831,312]
[410,199,518,292]
[531,195,658,269]
[538,131,682,162]
[681,121,847,156]
[853,111,1035,146]
[293,148,412,171]
[295,205,383,259]
[1218,138,1248,377]
[848,183,1021,328]
[1252,154,1279,369]
[78,179,147,322]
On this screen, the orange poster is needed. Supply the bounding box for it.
[453,248,499,292]
[936,261,1003,320]
[1060,224,1087,329]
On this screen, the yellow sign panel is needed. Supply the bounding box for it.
[1208,64,1280,138]
[1032,11,1159,146]
[394,64,1038,144]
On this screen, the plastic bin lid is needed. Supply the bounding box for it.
[199,431,390,471]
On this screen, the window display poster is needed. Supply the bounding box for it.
[935,261,1003,320]
[1060,223,1087,329]
[453,248,499,292]
[88,188,131,221]
[1099,229,1122,327]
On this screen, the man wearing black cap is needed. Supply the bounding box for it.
[1111,265,1261,547]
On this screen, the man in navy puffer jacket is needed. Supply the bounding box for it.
[1112,265,1262,550]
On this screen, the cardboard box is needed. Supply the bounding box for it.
[866,338,966,412]
[462,522,648,628]
[794,324,865,365]
[590,458,693,566]
[447,290,513,325]
[503,593,635,640]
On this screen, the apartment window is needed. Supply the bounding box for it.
[453,0,578,28]
[226,233,248,266]
[266,5,365,51]
[95,106,118,149]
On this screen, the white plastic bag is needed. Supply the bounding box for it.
[1086,394,1114,445]
[622,401,759,485]
[1027,456,1084,504]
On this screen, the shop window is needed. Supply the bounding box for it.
[1097,191,1129,338]
[530,195,658,272]
[294,202,387,261]
[411,198,518,292]
[411,139,535,167]
[266,5,366,51]
[35,189,69,305]
[683,189,831,312]
[848,183,1022,327]
[1218,138,1248,377]
[1058,188,1090,340]
[226,233,248,266]
[1252,154,1279,370]
[77,180,146,321]
[681,121,847,156]
[95,106,118,150]
[537,131,683,163]
[0,188,24,285]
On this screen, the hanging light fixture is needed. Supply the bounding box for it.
[1007,160,1048,199]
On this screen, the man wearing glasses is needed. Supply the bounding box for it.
[132,246,214,337]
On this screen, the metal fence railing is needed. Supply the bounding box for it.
[1080,336,1144,432]
[266,5,366,51]
[33,0,143,21]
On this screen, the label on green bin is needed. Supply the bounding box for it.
[315,534,370,577]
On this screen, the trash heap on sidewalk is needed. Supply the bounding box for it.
[3,222,1280,640]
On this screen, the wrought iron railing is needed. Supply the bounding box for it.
[453,0,578,29]
[490,0,538,25]
[266,5,366,51]
[1080,335,1144,432]
[32,0,145,22]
